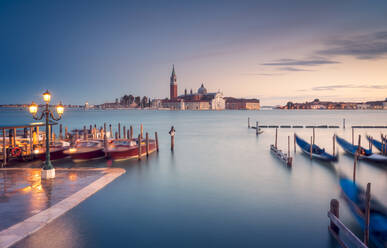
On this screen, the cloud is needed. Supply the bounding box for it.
[318,30,387,59]
[262,58,339,66]
[278,67,313,71]
[308,84,387,91]
[242,72,284,76]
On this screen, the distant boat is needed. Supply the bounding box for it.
[366,136,387,154]
[63,140,105,162]
[340,177,387,248]
[105,138,157,161]
[336,135,387,163]
[295,134,337,161]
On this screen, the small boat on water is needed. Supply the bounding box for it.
[295,134,337,161]
[366,136,387,154]
[340,177,387,248]
[105,138,157,161]
[33,141,70,161]
[336,135,387,163]
[63,140,105,162]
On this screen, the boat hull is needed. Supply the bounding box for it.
[35,148,68,161]
[107,141,157,161]
[64,148,105,162]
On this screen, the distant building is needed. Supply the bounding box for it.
[161,66,225,110]
[225,98,260,110]
[170,65,178,100]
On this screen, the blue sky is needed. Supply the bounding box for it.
[1,0,387,105]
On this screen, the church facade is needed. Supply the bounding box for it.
[161,66,225,110]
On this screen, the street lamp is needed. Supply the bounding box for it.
[29,90,64,179]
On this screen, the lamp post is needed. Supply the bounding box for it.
[29,90,64,179]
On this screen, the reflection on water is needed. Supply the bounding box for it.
[0,169,104,230]
[2,110,387,248]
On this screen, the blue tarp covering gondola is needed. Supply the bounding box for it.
[295,134,337,161]
[336,135,387,163]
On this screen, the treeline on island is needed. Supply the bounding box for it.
[118,94,151,108]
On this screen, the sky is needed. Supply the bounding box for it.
[1,0,387,106]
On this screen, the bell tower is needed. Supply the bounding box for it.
[170,64,178,100]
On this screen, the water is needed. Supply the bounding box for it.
[1,109,386,247]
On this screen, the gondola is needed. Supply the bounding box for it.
[366,136,387,154]
[336,135,387,163]
[295,134,337,161]
[340,177,387,248]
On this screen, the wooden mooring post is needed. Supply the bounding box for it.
[275,128,278,148]
[146,132,149,157]
[130,126,133,140]
[256,122,258,135]
[248,117,250,128]
[353,135,361,182]
[123,126,126,139]
[328,199,368,248]
[140,124,143,139]
[287,135,291,162]
[155,132,159,152]
[169,126,175,151]
[118,123,121,139]
[109,124,112,138]
[138,134,142,160]
[127,130,130,140]
[103,133,108,158]
[312,127,315,145]
[343,118,345,129]
[310,136,313,160]
[83,126,87,140]
[294,133,296,153]
[65,126,68,139]
[103,123,106,136]
[333,134,336,156]
[59,124,63,140]
[353,153,357,183]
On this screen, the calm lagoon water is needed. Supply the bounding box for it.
[1,109,386,248]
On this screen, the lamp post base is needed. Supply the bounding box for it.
[41,168,55,179]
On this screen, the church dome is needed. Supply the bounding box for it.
[197,83,207,95]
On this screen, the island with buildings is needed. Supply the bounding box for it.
[279,98,387,110]
[95,65,261,111]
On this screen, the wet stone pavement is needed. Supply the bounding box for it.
[0,168,105,231]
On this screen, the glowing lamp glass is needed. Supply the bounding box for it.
[42,90,51,103]
[29,102,38,115]
[56,102,64,115]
